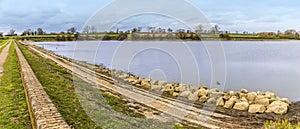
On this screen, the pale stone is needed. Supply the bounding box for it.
[241,89,248,94]
[239,97,248,102]
[151,85,162,92]
[157,81,167,86]
[255,97,270,107]
[197,89,208,97]
[280,98,291,105]
[233,102,250,111]
[248,104,266,114]
[224,96,238,109]
[179,91,192,98]
[174,85,186,92]
[206,97,217,104]
[266,101,289,115]
[224,100,235,109]
[246,92,257,103]
[229,91,238,96]
[141,79,151,89]
[200,84,208,90]
[188,94,198,101]
[223,93,231,100]
[172,92,179,97]
[239,92,248,98]
[265,91,276,99]
[199,96,207,103]
[216,97,225,106]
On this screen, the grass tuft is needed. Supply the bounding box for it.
[264,119,300,129]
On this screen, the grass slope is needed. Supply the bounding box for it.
[0,43,31,129]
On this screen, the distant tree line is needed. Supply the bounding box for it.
[2,24,300,41]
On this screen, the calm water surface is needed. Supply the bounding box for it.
[33,41,300,101]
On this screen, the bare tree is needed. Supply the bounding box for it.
[67,27,77,34]
[83,26,90,34]
[37,28,44,35]
[9,29,16,35]
[195,24,203,34]
[167,28,173,33]
[90,26,97,34]
[214,25,220,34]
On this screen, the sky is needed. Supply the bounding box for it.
[0,0,299,34]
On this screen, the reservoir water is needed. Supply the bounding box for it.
[33,41,300,101]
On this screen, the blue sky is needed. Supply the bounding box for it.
[0,0,299,34]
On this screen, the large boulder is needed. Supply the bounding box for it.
[265,91,276,99]
[248,104,266,114]
[197,89,208,97]
[179,90,192,98]
[239,97,248,102]
[280,98,291,105]
[141,79,151,89]
[266,101,289,115]
[229,91,238,96]
[224,96,238,109]
[239,92,248,98]
[222,93,231,101]
[240,89,249,94]
[163,84,174,94]
[255,95,270,106]
[199,96,207,103]
[246,92,257,104]
[233,102,250,111]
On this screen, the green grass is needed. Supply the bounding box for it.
[18,43,101,129]
[0,43,31,129]
[229,34,259,38]
[0,40,8,46]
[264,120,300,129]
[18,43,174,129]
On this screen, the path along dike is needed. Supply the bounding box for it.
[0,40,11,77]
[15,41,70,129]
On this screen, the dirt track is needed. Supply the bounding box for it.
[19,41,300,129]
[0,40,11,77]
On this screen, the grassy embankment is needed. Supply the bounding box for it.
[18,43,175,128]
[0,43,31,128]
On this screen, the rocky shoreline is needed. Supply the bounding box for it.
[111,70,292,115]
[35,45,294,116]
[30,43,300,128]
